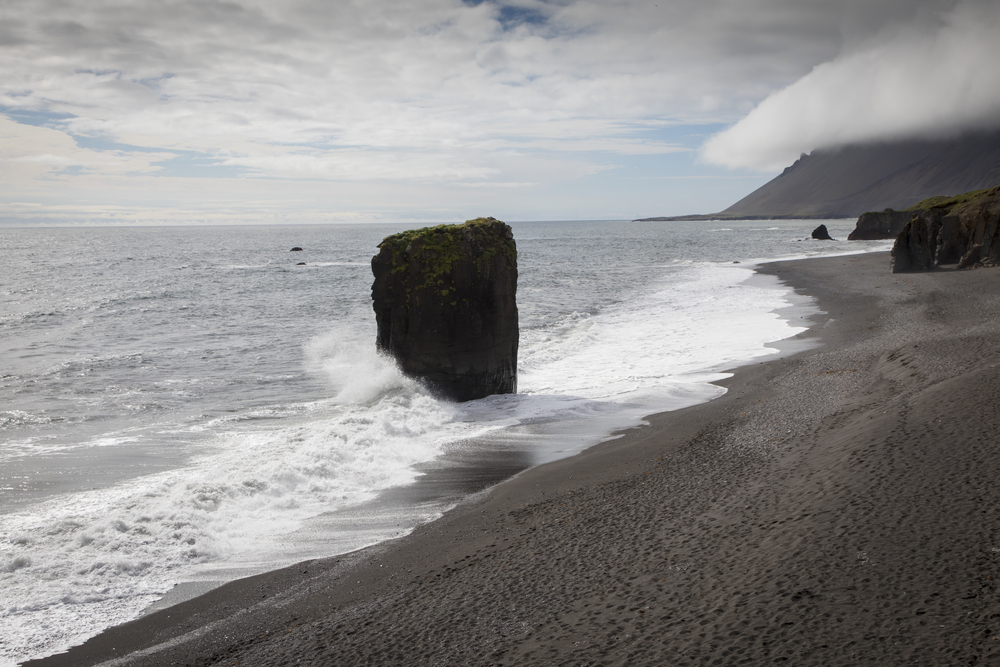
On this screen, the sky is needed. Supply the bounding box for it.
[1,0,998,226]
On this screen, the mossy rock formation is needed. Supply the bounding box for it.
[371,217,518,401]
[891,186,1000,273]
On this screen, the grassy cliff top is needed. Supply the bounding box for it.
[906,188,993,212]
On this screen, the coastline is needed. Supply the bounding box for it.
[27,250,1000,666]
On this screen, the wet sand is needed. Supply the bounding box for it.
[28,251,1000,666]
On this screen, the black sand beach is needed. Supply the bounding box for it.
[28,251,1000,666]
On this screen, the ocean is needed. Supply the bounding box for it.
[0,219,891,665]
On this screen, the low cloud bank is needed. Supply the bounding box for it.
[702,0,1000,171]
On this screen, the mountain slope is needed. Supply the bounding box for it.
[641,131,1000,220]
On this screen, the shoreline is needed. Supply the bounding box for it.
[27,250,1000,666]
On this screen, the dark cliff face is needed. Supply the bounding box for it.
[371,217,518,401]
[891,187,1000,273]
[848,209,918,240]
[891,214,939,273]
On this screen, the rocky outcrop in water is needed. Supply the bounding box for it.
[811,224,834,240]
[371,217,518,401]
[848,209,917,240]
[891,187,1000,273]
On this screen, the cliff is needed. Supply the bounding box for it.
[371,217,518,401]
[891,187,1000,273]
[638,130,1000,221]
[848,209,918,240]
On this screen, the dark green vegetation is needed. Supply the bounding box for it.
[376,217,517,307]
[906,188,993,212]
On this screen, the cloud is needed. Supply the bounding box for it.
[0,0,875,180]
[0,114,170,179]
[702,0,1000,171]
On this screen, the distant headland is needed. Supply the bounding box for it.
[637,130,1000,221]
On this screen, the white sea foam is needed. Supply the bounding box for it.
[520,262,803,402]
[0,345,463,664]
[306,330,415,405]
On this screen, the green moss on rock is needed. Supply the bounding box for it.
[906,188,993,212]
[375,217,516,309]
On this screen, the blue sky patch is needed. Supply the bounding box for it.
[497,5,548,29]
[2,107,75,128]
[462,1,550,30]
[148,154,247,179]
[72,134,175,154]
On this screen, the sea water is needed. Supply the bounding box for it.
[0,219,891,664]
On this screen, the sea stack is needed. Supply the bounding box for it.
[811,224,834,240]
[371,217,518,401]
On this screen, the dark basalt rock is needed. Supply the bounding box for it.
[811,224,834,240]
[891,213,939,273]
[891,186,1000,273]
[371,217,518,401]
[848,209,917,240]
[937,213,972,265]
